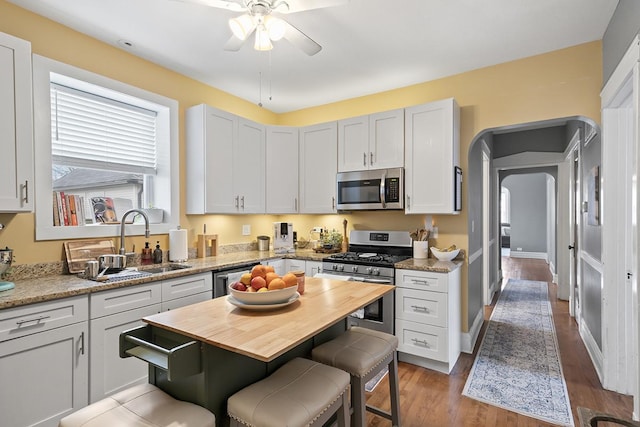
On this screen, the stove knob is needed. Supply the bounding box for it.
[373,268,380,276]
[352,266,358,273]
[338,265,345,272]
[332,264,338,271]
[366,267,373,274]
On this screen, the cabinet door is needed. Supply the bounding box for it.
[0,322,88,427]
[0,32,33,212]
[266,126,299,213]
[285,259,306,273]
[337,115,369,172]
[162,272,212,302]
[370,109,404,170]
[265,258,286,276]
[405,98,459,214]
[299,122,337,213]
[89,303,161,403]
[235,118,265,213]
[305,261,322,277]
[186,104,236,214]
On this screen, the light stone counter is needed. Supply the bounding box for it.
[394,257,464,273]
[0,249,331,310]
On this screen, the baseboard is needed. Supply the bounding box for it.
[579,318,604,385]
[462,309,484,354]
[509,251,548,261]
[552,273,558,284]
[398,352,454,374]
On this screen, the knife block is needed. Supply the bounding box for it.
[196,234,218,258]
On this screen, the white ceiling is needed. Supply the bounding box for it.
[9,0,618,113]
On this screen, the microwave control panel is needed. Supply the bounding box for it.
[387,177,400,202]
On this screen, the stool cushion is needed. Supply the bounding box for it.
[312,326,398,378]
[228,357,349,427]
[58,383,215,427]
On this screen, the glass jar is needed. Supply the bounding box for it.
[292,270,305,295]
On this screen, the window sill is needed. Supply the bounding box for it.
[36,222,178,241]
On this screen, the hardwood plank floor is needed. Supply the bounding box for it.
[364,256,634,426]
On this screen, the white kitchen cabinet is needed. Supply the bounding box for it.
[0,296,89,427]
[395,267,461,374]
[265,258,286,276]
[285,259,306,273]
[305,261,323,277]
[0,32,33,212]
[186,104,265,214]
[266,126,299,213]
[337,109,404,172]
[90,273,212,403]
[299,121,338,213]
[404,98,460,214]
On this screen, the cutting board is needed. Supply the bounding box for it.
[64,239,116,273]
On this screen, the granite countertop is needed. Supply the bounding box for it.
[0,249,464,310]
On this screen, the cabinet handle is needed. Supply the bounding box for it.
[332,197,335,210]
[406,195,410,209]
[23,180,29,204]
[411,305,429,312]
[411,338,430,347]
[370,152,374,165]
[235,196,239,208]
[411,279,429,285]
[294,198,298,211]
[240,196,245,209]
[16,315,50,326]
[80,331,85,355]
[363,152,367,166]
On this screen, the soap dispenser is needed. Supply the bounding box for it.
[153,241,163,264]
[141,242,152,265]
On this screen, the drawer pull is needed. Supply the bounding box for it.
[16,315,51,326]
[411,305,429,312]
[411,338,430,347]
[411,279,429,285]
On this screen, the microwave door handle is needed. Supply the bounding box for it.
[380,171,387,208]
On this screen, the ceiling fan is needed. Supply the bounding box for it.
[180,0,349,55]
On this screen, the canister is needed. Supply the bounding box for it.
[84,260,99,279]
[292,270,305,294]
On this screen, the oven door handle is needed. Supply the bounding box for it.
[351,277,393,285]
[380,170,387,208]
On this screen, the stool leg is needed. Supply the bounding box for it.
[337,391,350,427]
[352,375,366,427]
[389,352,401,427]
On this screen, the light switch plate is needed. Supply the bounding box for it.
[242,225,251,236]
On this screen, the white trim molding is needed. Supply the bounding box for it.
[461,309,484,354]
[509,251,548,261]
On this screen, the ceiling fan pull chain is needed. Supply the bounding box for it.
[258,71,263,107]
[269,50,273,101]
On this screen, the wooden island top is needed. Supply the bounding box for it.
[143,277,394,362]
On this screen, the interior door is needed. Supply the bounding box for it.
[569,147,580,321]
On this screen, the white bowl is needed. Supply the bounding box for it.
[430,247,460,261]
[228,283,298,305]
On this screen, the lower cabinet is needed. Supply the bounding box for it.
[0,296,89,427]
[395,267,461,374]
[284,259,323,277]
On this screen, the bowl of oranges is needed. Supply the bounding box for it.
[228,264,299,305]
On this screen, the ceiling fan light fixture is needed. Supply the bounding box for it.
[229,14,254,40]
[263,15,286,41]
[254,25,273,51]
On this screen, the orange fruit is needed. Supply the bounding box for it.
[247,286,257,292]
[268,278,286,290]
[282,273,298,288]
[264,265,275,273]
[251,265,267,279]
[257,287,269,292]
[265,272,280,285]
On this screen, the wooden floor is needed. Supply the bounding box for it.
[364,256,634,426]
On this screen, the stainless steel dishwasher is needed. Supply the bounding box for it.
[212,263,259,298]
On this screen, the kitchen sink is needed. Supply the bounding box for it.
[142,264,193,274]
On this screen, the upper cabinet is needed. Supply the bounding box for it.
[405,98,460,214]
[0,32,33,212]
[299,121,338,214]
[337,109,404,172]
[266,126,299,214]
[186,104,265,214]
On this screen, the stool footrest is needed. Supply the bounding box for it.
[366,404,392,421]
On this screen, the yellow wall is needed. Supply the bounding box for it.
[0,1,603,330]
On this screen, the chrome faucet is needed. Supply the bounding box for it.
[119,209,150,255]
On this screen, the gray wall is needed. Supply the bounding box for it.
[493,126,568,158]
[603,0,640,85]
[502,173,548,253]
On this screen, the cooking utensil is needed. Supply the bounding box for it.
[342,219,348,253]
[0,247,13,276]
[410,228,430,241]
[98,254,127,272]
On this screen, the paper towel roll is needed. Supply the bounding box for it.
[169,228,188,262]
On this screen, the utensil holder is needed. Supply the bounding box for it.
[413,241,428,259]
[196,234,218,258]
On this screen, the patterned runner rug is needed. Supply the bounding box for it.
[462,279,574,426]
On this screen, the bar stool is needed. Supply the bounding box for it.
[58,383,215,427]
[227,357,350,427]
[312,326,401,427]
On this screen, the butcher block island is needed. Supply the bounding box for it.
[122,277,394,426]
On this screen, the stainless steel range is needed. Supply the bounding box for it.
[318,230,412,334]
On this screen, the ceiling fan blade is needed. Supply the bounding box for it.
[277,0,349,14]
[282,20,322,56]
[223,28,254,51]
[172,0,245,12]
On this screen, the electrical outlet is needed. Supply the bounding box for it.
[242,225,251,236]
[516,247,523,251]
[312,226,323,233]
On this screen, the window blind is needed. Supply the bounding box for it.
[51,83,157,175]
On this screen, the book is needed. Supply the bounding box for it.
[91,197,118,223]
[69,195,78,226]
[53,192,61,226]
[60,192,69,226]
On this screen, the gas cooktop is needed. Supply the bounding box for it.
[325,251,411,267]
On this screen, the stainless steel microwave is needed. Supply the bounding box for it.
[336,167,404,210]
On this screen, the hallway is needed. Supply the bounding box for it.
[364,257,633,426]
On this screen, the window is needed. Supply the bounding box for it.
[33,55,179,240]
[500,186,511,224]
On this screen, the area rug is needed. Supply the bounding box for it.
[365,366,388,393]
[462,279,574,426]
